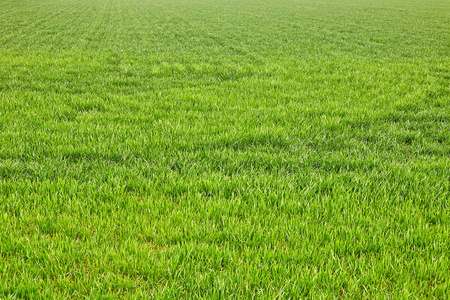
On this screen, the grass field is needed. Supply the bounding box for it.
[0,0,449,297]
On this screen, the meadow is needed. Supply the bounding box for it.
[0,0,449,297]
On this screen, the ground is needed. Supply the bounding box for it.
[0,0,449,298]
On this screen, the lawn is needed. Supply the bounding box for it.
[0,0,449,297]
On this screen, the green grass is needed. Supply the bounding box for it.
[0,0,449,297]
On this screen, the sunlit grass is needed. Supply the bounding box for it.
[0,0,449,297]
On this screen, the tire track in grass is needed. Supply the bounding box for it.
[39,0,91,50]
[149,0,202,57]
[123,0,144,53]
[53,1,95,50]
[123,1,164,55]
[74,0,115,51]
[124,0,163,55]
[172,1,258,60]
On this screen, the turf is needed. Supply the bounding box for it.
[0,0,449,298]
